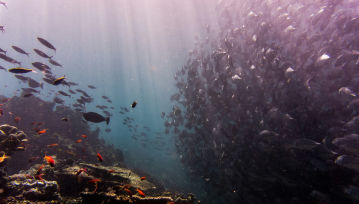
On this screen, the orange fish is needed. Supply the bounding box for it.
[37,129,48,134]
[75,139,82,143]
[44,155,55,167]
[35,173,44,181]
[97,153,103,162]
[25,174,34,179]
[88,178,101,183]
[81,134,88,139]
[37,164,45,175]
[124,188,132,195]
[136,188,145,197]
[167,202,174,204]
[0,153,9,163]
[14,116,21,123]
[47,143,58,148]
[140,176,146,181]
[108,169,115,173]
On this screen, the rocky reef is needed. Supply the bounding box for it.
[2,160,196,203]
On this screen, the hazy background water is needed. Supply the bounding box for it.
[0,0,219,199]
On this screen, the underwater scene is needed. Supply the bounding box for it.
[1,0,359,203]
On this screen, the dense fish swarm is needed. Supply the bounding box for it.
[165,0,359,203]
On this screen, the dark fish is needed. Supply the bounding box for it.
[53,97,64,104]
[105,128,111,133]
[0,65,6,71]
[49,59,62,67]
[83,112,110,125]
[37,37,56,52]
[23,93,33,98]
[28,78,43,88]
[102,96,109,100]
[68,89,76,94]
[8,67,32,73]
[14,75,29,82]
[0,53,21,65]
[0,1,7,8]
[12,46,30,56]
[107,99,112,103]
[22,88,39,93]
[58,91,70,97]
[61,117,68,122]
[33,49,52,59]
[0,25,4,32]
[66,82,78,86]
[32,62,50,71]
[161,112,165,119]
[43,77,54,84]
[0,48,6,54]
[88,85,96,89]
[131,101,137,108]
[53,76,65,85]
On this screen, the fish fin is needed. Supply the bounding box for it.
[106,117,110,125]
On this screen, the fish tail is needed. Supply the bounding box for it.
[106,117,110,125]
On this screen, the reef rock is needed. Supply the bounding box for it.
[5,173,60,202]
[0,124,27,157]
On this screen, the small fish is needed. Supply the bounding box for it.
[58,91,70,97]
[16,146,25,150]
[75,139,82,143]
[124,188,132,195]
[36,164,45,175]
[49,59,62,67]
[108,169,115,173]
[23,93,33,98]
[339,87,356,97]
[37,37,56,52]
[83,112,110,125]
[88,178,101,183]
[0,153,9,163]
[44,155,55,167]
[53,76,65,85]
[32,62,50,71]
[140,176,146,181]
[81,134,87,138]
[21,139,29,142]
[97,153,103,162]
[8,67,32,73]
[28,77,43,88]
[33,48,52,59]
[14,116,21,123]
[136,188,145,197]
[0,1,7,8]
[28,156,40,163]
[88,85,96,89]
[37,129,48,135]
[47,143,58,148]
[12,46,30,56]
[0,48,6,54]
[131,101,137,108]
[61,117,68,122]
